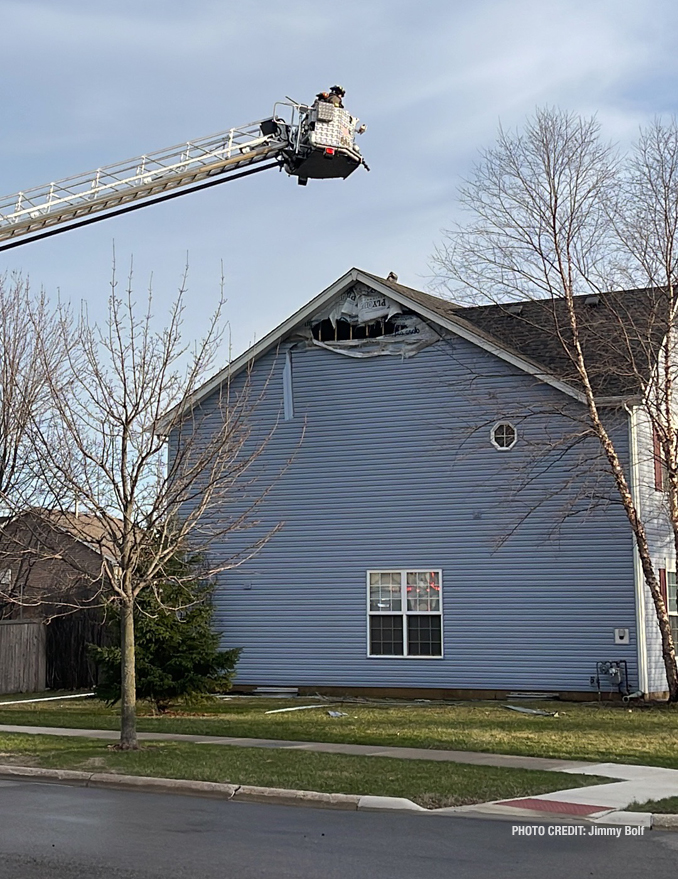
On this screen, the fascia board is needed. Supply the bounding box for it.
[158,268,361,431]
[161,267,590,431]
[353,271,587,404]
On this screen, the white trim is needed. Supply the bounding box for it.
[159,268,361,430]
[628,405,649,696]
[160,267,589,428]
[490,421,517,451]
[366,568,443,658]
[666,568,678,621]
[359,274,587,404]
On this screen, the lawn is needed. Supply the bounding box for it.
[627,796,678,814]
[0,731,603,809]
[0,693,677,768]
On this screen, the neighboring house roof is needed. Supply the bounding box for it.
[0,510,121,562]
[162,268,663,425]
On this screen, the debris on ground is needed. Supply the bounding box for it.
[327,711,349,718]
[264,704,327,715]
[503,705,559,717]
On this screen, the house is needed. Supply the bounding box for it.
[166,268,677,699]
[0,510,113,690]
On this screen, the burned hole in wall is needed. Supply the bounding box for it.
[311,316,411,342]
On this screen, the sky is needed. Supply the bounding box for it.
[2,0,678,361]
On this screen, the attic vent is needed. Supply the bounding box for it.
[506,304,523,315]
[584,295,600,306]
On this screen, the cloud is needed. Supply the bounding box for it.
[3,0,678,355]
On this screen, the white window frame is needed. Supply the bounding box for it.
[666,561,678,645]
[366,568,443,659]
[491,421,517,451]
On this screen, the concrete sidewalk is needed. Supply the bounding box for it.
[0,723,596,771]
[1,723,677,823]
[461,762,678,826]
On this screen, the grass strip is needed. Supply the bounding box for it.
[0,696,676,769]
[627,796,678,814]
[0,731,605,810]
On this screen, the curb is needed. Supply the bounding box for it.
[653,814,678,829]
[1,764,677,826]
[0,764,376,812]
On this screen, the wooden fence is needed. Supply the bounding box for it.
[0,620,46,694]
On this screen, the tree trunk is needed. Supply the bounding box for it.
[119,598,138,749]
[559,289,678,700]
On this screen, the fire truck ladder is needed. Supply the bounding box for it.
[0,99,367,253]
[0,118,291,252]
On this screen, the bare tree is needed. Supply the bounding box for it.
[433,108,678,700]
[13,267,281,748]
[0,274,68,509]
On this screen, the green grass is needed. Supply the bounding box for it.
[0,731,604,809]
[627,796,678,814]
[0,695,676,769]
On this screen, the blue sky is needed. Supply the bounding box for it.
[1,0,677,358]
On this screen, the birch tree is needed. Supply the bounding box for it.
[433,108,678,699]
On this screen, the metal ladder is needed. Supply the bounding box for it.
[0,117,289,250]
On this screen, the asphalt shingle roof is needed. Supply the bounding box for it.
[362,271,668,398]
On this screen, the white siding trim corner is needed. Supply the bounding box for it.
[628,404,649,695]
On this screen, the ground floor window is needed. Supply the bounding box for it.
[668,571,678,646]
[367,570,442,657]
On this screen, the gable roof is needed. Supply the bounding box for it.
[0,509,121,562]
[162,268,662,426]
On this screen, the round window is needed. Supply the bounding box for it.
[491,422,517,450]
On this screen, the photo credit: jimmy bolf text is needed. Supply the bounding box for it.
[511,825,646,837]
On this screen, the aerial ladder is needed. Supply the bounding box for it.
[0,97,368,252]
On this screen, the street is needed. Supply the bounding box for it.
[0,780,676,879]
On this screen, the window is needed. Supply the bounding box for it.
[653,426,668,492]
[667,571,678,647]
[491,421,517,450]
[367,570,442,657]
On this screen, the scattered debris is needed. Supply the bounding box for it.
[503,705,559,717]
[253,686,299,697]
[0,692,95,706]
[264,704,326,715]
[327,711,348,718]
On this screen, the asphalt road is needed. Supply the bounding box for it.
[0,780,677,879]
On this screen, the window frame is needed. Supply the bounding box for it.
[491,421,517,451]
[653,425,668,492]
[665,565,678,647]
[366,568,444,659]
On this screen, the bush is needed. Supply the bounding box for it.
[91,565,240,712]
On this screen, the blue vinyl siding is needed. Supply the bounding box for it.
[175,332,638,693]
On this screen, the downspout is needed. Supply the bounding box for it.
[626,403,649,697]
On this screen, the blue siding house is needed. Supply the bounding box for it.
[168,269,676,699]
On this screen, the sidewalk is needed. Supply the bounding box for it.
[2,723,677,823]
[0,722,596,771]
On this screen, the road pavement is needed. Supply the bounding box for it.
[0,779,677,879]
